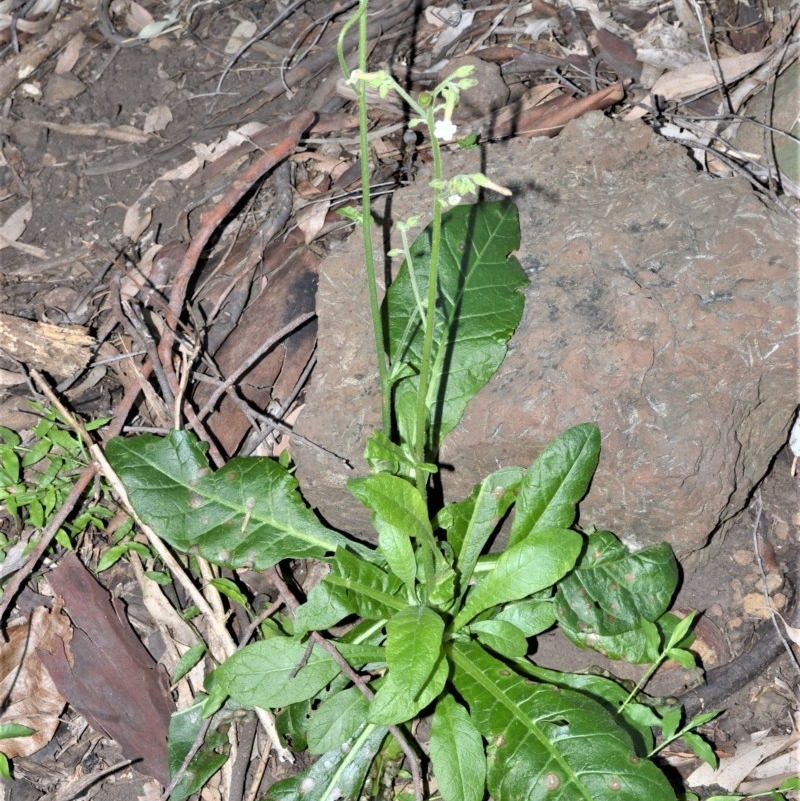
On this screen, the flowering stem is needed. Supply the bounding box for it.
[414,106,444,491]
[339,0,391,434]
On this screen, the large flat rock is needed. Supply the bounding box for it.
[293,113,798,557]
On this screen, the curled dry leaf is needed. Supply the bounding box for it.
[54,32,85,74]
[143,104,172,134]
[0,605,69,758]
[0,200,32,248]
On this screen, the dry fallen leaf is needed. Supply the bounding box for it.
[0,200,32,248]
[687,727,800,792]
[143,104,173,134]
[0,605,69,758]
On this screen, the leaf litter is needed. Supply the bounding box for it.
[0,0,798,798]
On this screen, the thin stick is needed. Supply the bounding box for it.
[156,111,315,431]
[195,311,315,420]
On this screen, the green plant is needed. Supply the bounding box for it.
[0,406,113,550]
[0,723,34,779]
[102,3,719,799]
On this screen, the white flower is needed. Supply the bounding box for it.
[433,118,458,142]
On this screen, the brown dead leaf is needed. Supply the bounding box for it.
[142,104,172,134]
[125,0,154,33]
[54,32,84,74]
[0,200,32,247]
[38,553,175,785]
[624,48,773,119]
[296,198,331,244]
[0,605,68,758]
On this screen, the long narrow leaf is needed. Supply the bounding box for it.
[453,528,582,631]
[266,723,388,801]
[508,424,600,548]
[430,695,486,801]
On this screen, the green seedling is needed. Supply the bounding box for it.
[0,406,112,551]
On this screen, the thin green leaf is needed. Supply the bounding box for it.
[454,528,582,630]
[106,430,375,570]
[437,466,523,600]
[682,731,717,768]
[660,707,682,741]
[0,723,35,740]
[666,611,698,649]
[687,710,722,729]
[666,648,697,669]
[508,423,600,547]
[430,695,486,801]
[208,577,248,607]
[172,643,206,683]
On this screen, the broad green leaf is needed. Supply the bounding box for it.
[437,466,524,599]
[349,474,428,591]
[430,695,486,801]
[555,531,678,657]
[451,641,676,801]
[469,619,527,658]
[307,686,370,754]
[276,699,311,752]
[494,597,556,637]
[212,639,340,709]
[385,606,444,697]
[384,201,528,451]
[368,655,448,726]
[320,548,407,622]
[349,474,432,543]
[520,662,656,752]
[266,723,388,801]
[508,424,600,547]
[294,563,355,636]
[453,528,582,631]
[106,430,374,570]
[167,700,228,801]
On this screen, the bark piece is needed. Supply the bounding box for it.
[0,312,93,377]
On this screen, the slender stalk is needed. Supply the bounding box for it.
[413,107,444,489]
[340,0,391,434]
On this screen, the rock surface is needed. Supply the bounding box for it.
[293,113,798,557]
